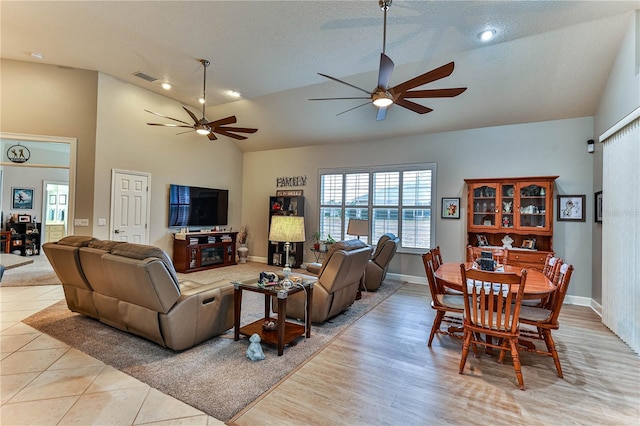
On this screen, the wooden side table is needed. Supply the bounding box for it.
[1,231,10,253]
[233,275,314,356]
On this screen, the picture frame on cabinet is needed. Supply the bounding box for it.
[595,191,603,223]
[557,195,586,222]
[12,188,34,209]
[521,238,536,250]
[441,197,461,219]
[18,214,31,223]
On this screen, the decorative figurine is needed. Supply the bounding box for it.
[246,333,266,361]
[501,234,514,249]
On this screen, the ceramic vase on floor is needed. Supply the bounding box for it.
[238,244,249,263]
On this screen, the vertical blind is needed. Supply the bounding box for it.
[601,116,640,354]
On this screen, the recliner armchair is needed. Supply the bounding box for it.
[281,239,372,323]
[361,233,399,292]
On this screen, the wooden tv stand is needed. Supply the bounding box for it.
[173,231,237,273]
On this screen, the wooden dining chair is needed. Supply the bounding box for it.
[518,263,574,378]
[432,246,444,270]
[459,264,528,390]
[422,251,464,346]
[543,255,562,281]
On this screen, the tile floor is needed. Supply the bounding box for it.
[1,285,225,425]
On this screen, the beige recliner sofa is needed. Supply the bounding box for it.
[43,236,234,350]
[361,233,399,292]
[281,239,372,323]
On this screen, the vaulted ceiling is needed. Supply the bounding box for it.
[2,1,638,152]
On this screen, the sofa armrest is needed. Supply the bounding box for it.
[160,280,234,350]
[306,263,322,275]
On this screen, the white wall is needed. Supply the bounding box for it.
[591,11,639,305]
[244,117,595,299]
[1,165,68,224]
[595,11,640,137]
[93,74,245,252]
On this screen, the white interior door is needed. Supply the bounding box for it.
[110,170,150,243]
[42,181,69,243]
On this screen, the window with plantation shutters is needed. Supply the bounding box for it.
[319,164,435,250]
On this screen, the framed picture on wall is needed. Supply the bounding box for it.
[12,188,34,209]
[441,197,461,219]
[595,191,603,223]
[557,195,586,222]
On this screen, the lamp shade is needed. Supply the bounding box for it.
[269,215,306,243]
[347,219,369,237]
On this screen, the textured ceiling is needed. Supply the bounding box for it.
[2,1,638,152]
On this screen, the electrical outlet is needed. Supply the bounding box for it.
[74,218,89,226]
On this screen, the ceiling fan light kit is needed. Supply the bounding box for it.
[311,0,467,121]
[146,59,257,141]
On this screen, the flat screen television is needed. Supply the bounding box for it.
[168,184,228,228]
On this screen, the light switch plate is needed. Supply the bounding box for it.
[74,218,89,226]
[97,218,107,226]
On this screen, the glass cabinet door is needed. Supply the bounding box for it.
[518,183,547,229]
[471,184,498,228]
[500,184,515,230]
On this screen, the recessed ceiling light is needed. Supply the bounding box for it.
[226,90,241,99]
[161,82,172,90]
[30,52,43,60]
[198,97,206,104]
[478,29,496,42]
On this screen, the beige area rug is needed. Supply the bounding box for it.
[0,253,60,287]
[24,262,403,421]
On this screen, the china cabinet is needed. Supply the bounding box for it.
[465,176,558,270]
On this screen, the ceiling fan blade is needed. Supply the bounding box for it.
[207,132,218,141]
[182,106,201,124]
[145,110,192,126]
[376,106,388,121]
[147,123,195,129]
[402,87,467,99]
[390,62,456,95]
[318,73,371,96]
[176,129,196,135]
[377,52,394,90]
[336,101,372,116]
[394,98,433,114]
[215,126,258,134]
[207,116,237,127]
[309,97,371,101]
[213,129,249,140]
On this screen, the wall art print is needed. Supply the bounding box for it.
[12,187,34,210]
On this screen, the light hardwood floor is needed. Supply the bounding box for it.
[1,277,638,425]
[231,283,640,425]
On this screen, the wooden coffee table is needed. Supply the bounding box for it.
[233,274,314,356]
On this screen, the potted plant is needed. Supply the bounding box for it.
[312,231,321,251]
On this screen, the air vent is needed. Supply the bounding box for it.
[133,71,158,83]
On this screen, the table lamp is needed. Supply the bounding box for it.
[268,215,305,289]
[347,219,369,241]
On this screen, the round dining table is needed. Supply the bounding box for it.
[434,262,556,300]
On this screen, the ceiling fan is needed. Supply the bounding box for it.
[145,59,258,140]
[310,0,467,121]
